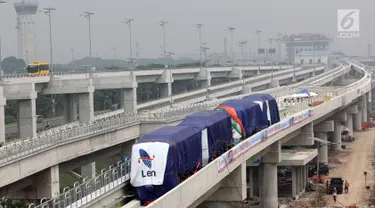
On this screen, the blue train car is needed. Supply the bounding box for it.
[243,93,280,125]
[130,125,203,205]
[178,110,233,165]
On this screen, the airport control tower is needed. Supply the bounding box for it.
[14,0,38,64]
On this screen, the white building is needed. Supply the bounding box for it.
[282,33,332,64]
[14,0,38,64]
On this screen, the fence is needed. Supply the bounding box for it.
[27,161,130,208]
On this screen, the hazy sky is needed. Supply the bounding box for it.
[0,0,374,63]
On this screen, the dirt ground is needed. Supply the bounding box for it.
[289,129,375,208]
[323,129,375,207]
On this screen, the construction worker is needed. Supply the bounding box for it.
[332,187,337,203]
[326,180,330,193]
[345,180,349,193]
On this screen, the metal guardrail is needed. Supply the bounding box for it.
[27,161,130,208]
[1,65,298,79]
[0,66,341,165]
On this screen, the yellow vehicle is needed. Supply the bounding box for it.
[26,61,50,76]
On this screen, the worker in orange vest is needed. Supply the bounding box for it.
[344,180,349,193]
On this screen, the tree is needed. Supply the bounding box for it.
[1,56,26,73]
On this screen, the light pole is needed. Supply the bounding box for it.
[227,27,235,68]
[277,33,283,70]
[0,0,6,81]
[267,38,274,79]
[166,51,174,108]
[195,24,204,70]
[313,43,316,76]
[276,33,282,64]
[255,30,262,74]
[238,41,247,88]
[201,42,209,67]
[81,11,94,62]
[201,44,210,99]
[122,18,136,72]
[158,21,168,68]
[42,7,56,76]
[70,49,75,62]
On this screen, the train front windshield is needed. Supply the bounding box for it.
[26,65,39,73]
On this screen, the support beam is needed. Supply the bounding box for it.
[207,163,246,201]
[81,162,96,179]
[314,121,334,132]
[269,79,280,88]
[17,98,37,138]
[36,165,60,198]
[345,105,358,114]
[228,68,242,79]
[262,141,281,163]
[284,123,314,146]
[120,88,137,113]
[63,94,78,122]
[78,92,94,122]
[196,68,211,88]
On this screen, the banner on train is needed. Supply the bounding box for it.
[218,130,266,172]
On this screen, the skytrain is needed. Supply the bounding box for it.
[129,93,280,205]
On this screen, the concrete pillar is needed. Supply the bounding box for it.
[315,132,328,164]
[196,68,211,89]
[120,88,137,113]
[301,166,305,192]
[81,162,96,179]
[292,167,298,199]
[346,114,353,134]
[242,85,252,94]
[63,94,78,122]
[296,166,302,195]
[207,163,246,201]
[269,79,280,88]
[0,87,5,144]
[17,99,37,138]
[362,103,368,123]
[354,109,362,131]
[333,120,341,150]
[248,167,254,199]
[157,69,173,99]
[299,167,304,193]
[78,92,94,122]
[159,83,172,98]
[36,165,60,198]
[259,163,278,208]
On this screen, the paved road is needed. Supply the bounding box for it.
[324,130,375,207]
